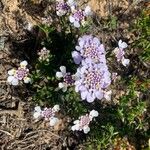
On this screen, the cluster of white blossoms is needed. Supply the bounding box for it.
[38,47,50,62]
[114,40,130,67]
[7,60,31,86]
[71,110,98,134]
[33,105,60,126]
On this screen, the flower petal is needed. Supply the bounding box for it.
[11,77,19,86]
[90,110,99,118]
[95,90,103,100]
[8,69,16,76]
[83,126,90,134]
[60,66,66,74]
[49,117,59,126]
[62,85,67,92]
[59,82,65,89]
[34,106,41,112]
[87,93,95,103]
[121,58,130,66]
[20,60,28,67]
[74,21,80,28]
[81,90,88,100]
[72,51,82,64]
[69,16,75,23]
[118,40,128,49]
[56,72,63,78]
[23,77,31,83]
[53,105,60,112]
[7,76,14,83]
[33,112,41,119]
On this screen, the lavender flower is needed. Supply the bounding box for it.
[56,0,70,16]
[69,6,92,28]
[71,110,98,134]
[7,61,31,85]
[75,63,111,103]
[56,66,75,92]
[72,35,106,64]
[114,40,130,66]
[33,105,60,126]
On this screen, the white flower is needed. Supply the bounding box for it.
[23,77,31,83]
[53,105,60,112]
[56,66,66,78]
[7,76,19,86]
[20,60,28,68]
[49,117,59,126]
[89,110,99,118]
[33,106,42,119]
[118,40,128,49]
[83,125,90,134]
[121,57,130,67]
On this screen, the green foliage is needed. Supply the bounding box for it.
[134,10,150,62]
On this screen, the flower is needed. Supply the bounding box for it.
[33,105,60,126]
[56,0,70,16]
[72,35,106,64]
[71,110,98,134]
[7,61,31,85]
[114,40,130,66]
[69,6,91,28]
[75,63,111,102]
[38,47,50,62]
[56,66,75,92]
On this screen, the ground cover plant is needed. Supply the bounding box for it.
[0,0,150,149]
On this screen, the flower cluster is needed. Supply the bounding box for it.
[7,61,31,86]
[72,35,106,64]
[71,110,98,134]
[56,66,75,92]
[114,40,130,67]
[38,47,50,62]
[69,5,92,28]
[33,105,60,126]
[55,0,91,28]
[72,35,111,102]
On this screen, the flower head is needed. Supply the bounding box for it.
[56,66,75,92]
[72,35,106,64]
[114,40,130,66]
[71,110,98,134]
[69,6,91,28]
[7,61,31,86]
[33,105,60,126]
[75,63,111,102]
[56,0,70,16]
[38,47,50,62]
